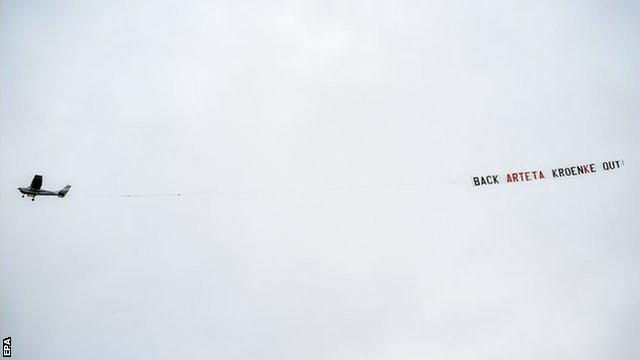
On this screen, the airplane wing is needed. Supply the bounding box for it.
[30,175,43,190]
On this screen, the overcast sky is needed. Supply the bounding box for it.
[1,0,639,359]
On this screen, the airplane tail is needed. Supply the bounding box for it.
[58,185,71,198]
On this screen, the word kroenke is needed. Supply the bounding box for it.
[472,160,624,187]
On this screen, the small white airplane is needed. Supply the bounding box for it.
[18,175,71,201]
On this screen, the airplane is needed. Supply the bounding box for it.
[18,175,71,201]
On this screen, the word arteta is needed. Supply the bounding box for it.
[472,160,624,187]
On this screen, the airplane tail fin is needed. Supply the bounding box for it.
[58,185,71,198]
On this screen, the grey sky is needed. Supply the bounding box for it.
[1,0,638,359]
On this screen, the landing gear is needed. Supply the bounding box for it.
[21,195,24,198]
[31,197,35,201]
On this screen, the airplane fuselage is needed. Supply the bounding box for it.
[18,187,61,198]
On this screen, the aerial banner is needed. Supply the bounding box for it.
[72,159,627,199]
[472,159,625,187]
